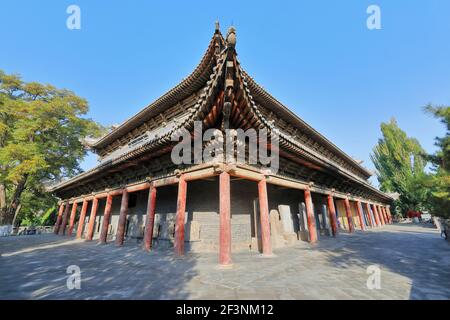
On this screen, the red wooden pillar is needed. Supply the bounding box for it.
[258,178,273,255]
[115,190,129,246]
[85,197,99,241]
[356,201,366,231]
[99,194,113,244]
[58,201,70,236]
[67,201,78,236]
[54,203,65,234]
[365,203,373,228]
[76,199,89,239]
[304,188,318,243]
[344,198,355,233]
[380,206,386,224]
[143,185,157,251]
[386,206,393,224]
[174,175,187,256]
[327,194,338,237]
[219,171,232,266]
[377,205,385,225]
[371,204,379,226]
[372,204,381,226]
[383,207,390,224]
[377,205,386,225]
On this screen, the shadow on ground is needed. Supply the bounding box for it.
[313,223,450,300]
[1,223,449,300]
[0,235,197,299]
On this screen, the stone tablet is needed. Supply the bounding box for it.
[278,205,295,234]
[185,220,201,241]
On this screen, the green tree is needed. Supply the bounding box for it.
[371,118,430,214]
[0,70,104,225]
[423,105,450,218]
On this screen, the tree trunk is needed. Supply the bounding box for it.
[3,175,28,225]
[0,183,6,224]
[12,204,22,227]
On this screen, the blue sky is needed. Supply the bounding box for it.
[1,0,449,185]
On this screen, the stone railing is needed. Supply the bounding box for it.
[15,226,54,236]
[0,225,54,237]
[0,225,13,237]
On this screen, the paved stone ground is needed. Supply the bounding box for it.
[1,223,449,300]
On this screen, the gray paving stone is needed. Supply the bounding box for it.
[1,223,449,300]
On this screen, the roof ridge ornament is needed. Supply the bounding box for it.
[226,26,236,48]
[214,21,223,56]
[215,21,220,33]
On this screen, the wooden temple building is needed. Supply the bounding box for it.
[51,24,393,266]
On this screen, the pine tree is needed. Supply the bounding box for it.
[423,105,450,218]
[371,118,430,215]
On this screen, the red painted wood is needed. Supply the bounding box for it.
[67,202,78,236]
[174,176,187,256]
[258,178,273,255]
[75,199,88,239]
[115,190,129,246]
[356,201,366,231]
[58,201,70,236]
[372,204,381,226]
[54,203,65,234]
[386,206,393,223]
[376,205,382,225]
[344,198,355,233]
[377,205,385,225]
[153,176,179,188]
[382,207,390,224]
[184,170,216,182]
[109,189,124,197]
[380,206,386,224]
[143,186,157,251]
[85,197,99,241]
[99,194,113,244]
[126,182,150,193]
[327,194,338,237]
[365,203,373,228]
[304,188,318,243]
[219,171,232,265]
[373,205,379,226]
[95,192,108,199]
